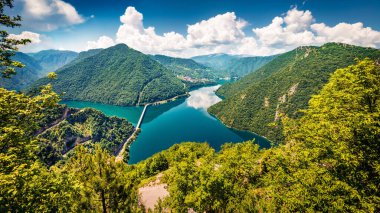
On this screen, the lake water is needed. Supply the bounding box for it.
[62,85,270,164]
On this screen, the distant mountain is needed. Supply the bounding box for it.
[209,43,380,143]
[29,49,78,75]
[71,49,102,64]
[228,56,277,77]
[151,55,217,79]
[0,52,42,90]
[192,53,238,71]
[192,53,275,77]
[29,44,187,106]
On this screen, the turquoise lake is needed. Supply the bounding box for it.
[62,85,270,164]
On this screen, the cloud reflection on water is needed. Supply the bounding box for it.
[186,85,222,110]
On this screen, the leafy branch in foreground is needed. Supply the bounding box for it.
[0,0,31,78]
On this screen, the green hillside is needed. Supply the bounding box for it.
[37,106,134,166]
[4,59,379,212]
[152,54,217,79]
[209,43,380,143]
[0,52,42,90]
[29,50,78,75]
[29,44,187,106]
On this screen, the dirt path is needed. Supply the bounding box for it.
[138,173,169,211]
[35,107,70,135]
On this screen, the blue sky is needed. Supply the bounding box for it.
[8,0,380,57]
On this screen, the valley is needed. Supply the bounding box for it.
[1,1,380,211]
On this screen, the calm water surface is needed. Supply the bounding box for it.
[62,85,270,164]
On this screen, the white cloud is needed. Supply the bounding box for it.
[20,0,84,31]
[87,36,115,49]
[311,22,380,47]
[253,8,316,48]
[8,31,58,53]
[252,7,380,51]
[113,7,258,57]
[116,7,188,55]
[8,31,42,44]
[82,7,380,57]
[186,12,247,46]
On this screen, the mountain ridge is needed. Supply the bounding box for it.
[28,44,187,106]
[209,42,380,143]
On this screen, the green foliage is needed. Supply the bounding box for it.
[37,108,134,165]
[1,58,379,212]
[29,44,187,106]
[130,59,380,212]
[0,0,31,78]
[62,145,139,212]
[210,43,380,143]
[0,85,73,211]
[47,72,57,79]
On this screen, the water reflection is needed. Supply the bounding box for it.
[143,98,185,124]
[186,85,222,110]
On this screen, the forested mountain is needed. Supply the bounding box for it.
[192,53,239,71]
[29,44,187,106]
[209,43,380,143]
[3,59,379,212]
[67,48,102,66]
[0,52,42,90]
[228,55,277,77]
[152,54,217,79]
[130,58,380,212]
[28,50,78,75]
[192,53,275,77]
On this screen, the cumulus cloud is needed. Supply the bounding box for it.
[8,31,42,44]
[88,7,380,57]
[8,31,57,53]
[15,0,84,31]
[253,8,380,51]
[253,8,316,48]
[311,22,380,47]
[186,12,247,46]
[114,7,257,57]
[87,36,116,50]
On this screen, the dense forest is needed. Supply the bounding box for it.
[37,106,134,166]
[29,44,187,106]
[2,58,379,212]
[1,1,380,211]
[209,43,380,143]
